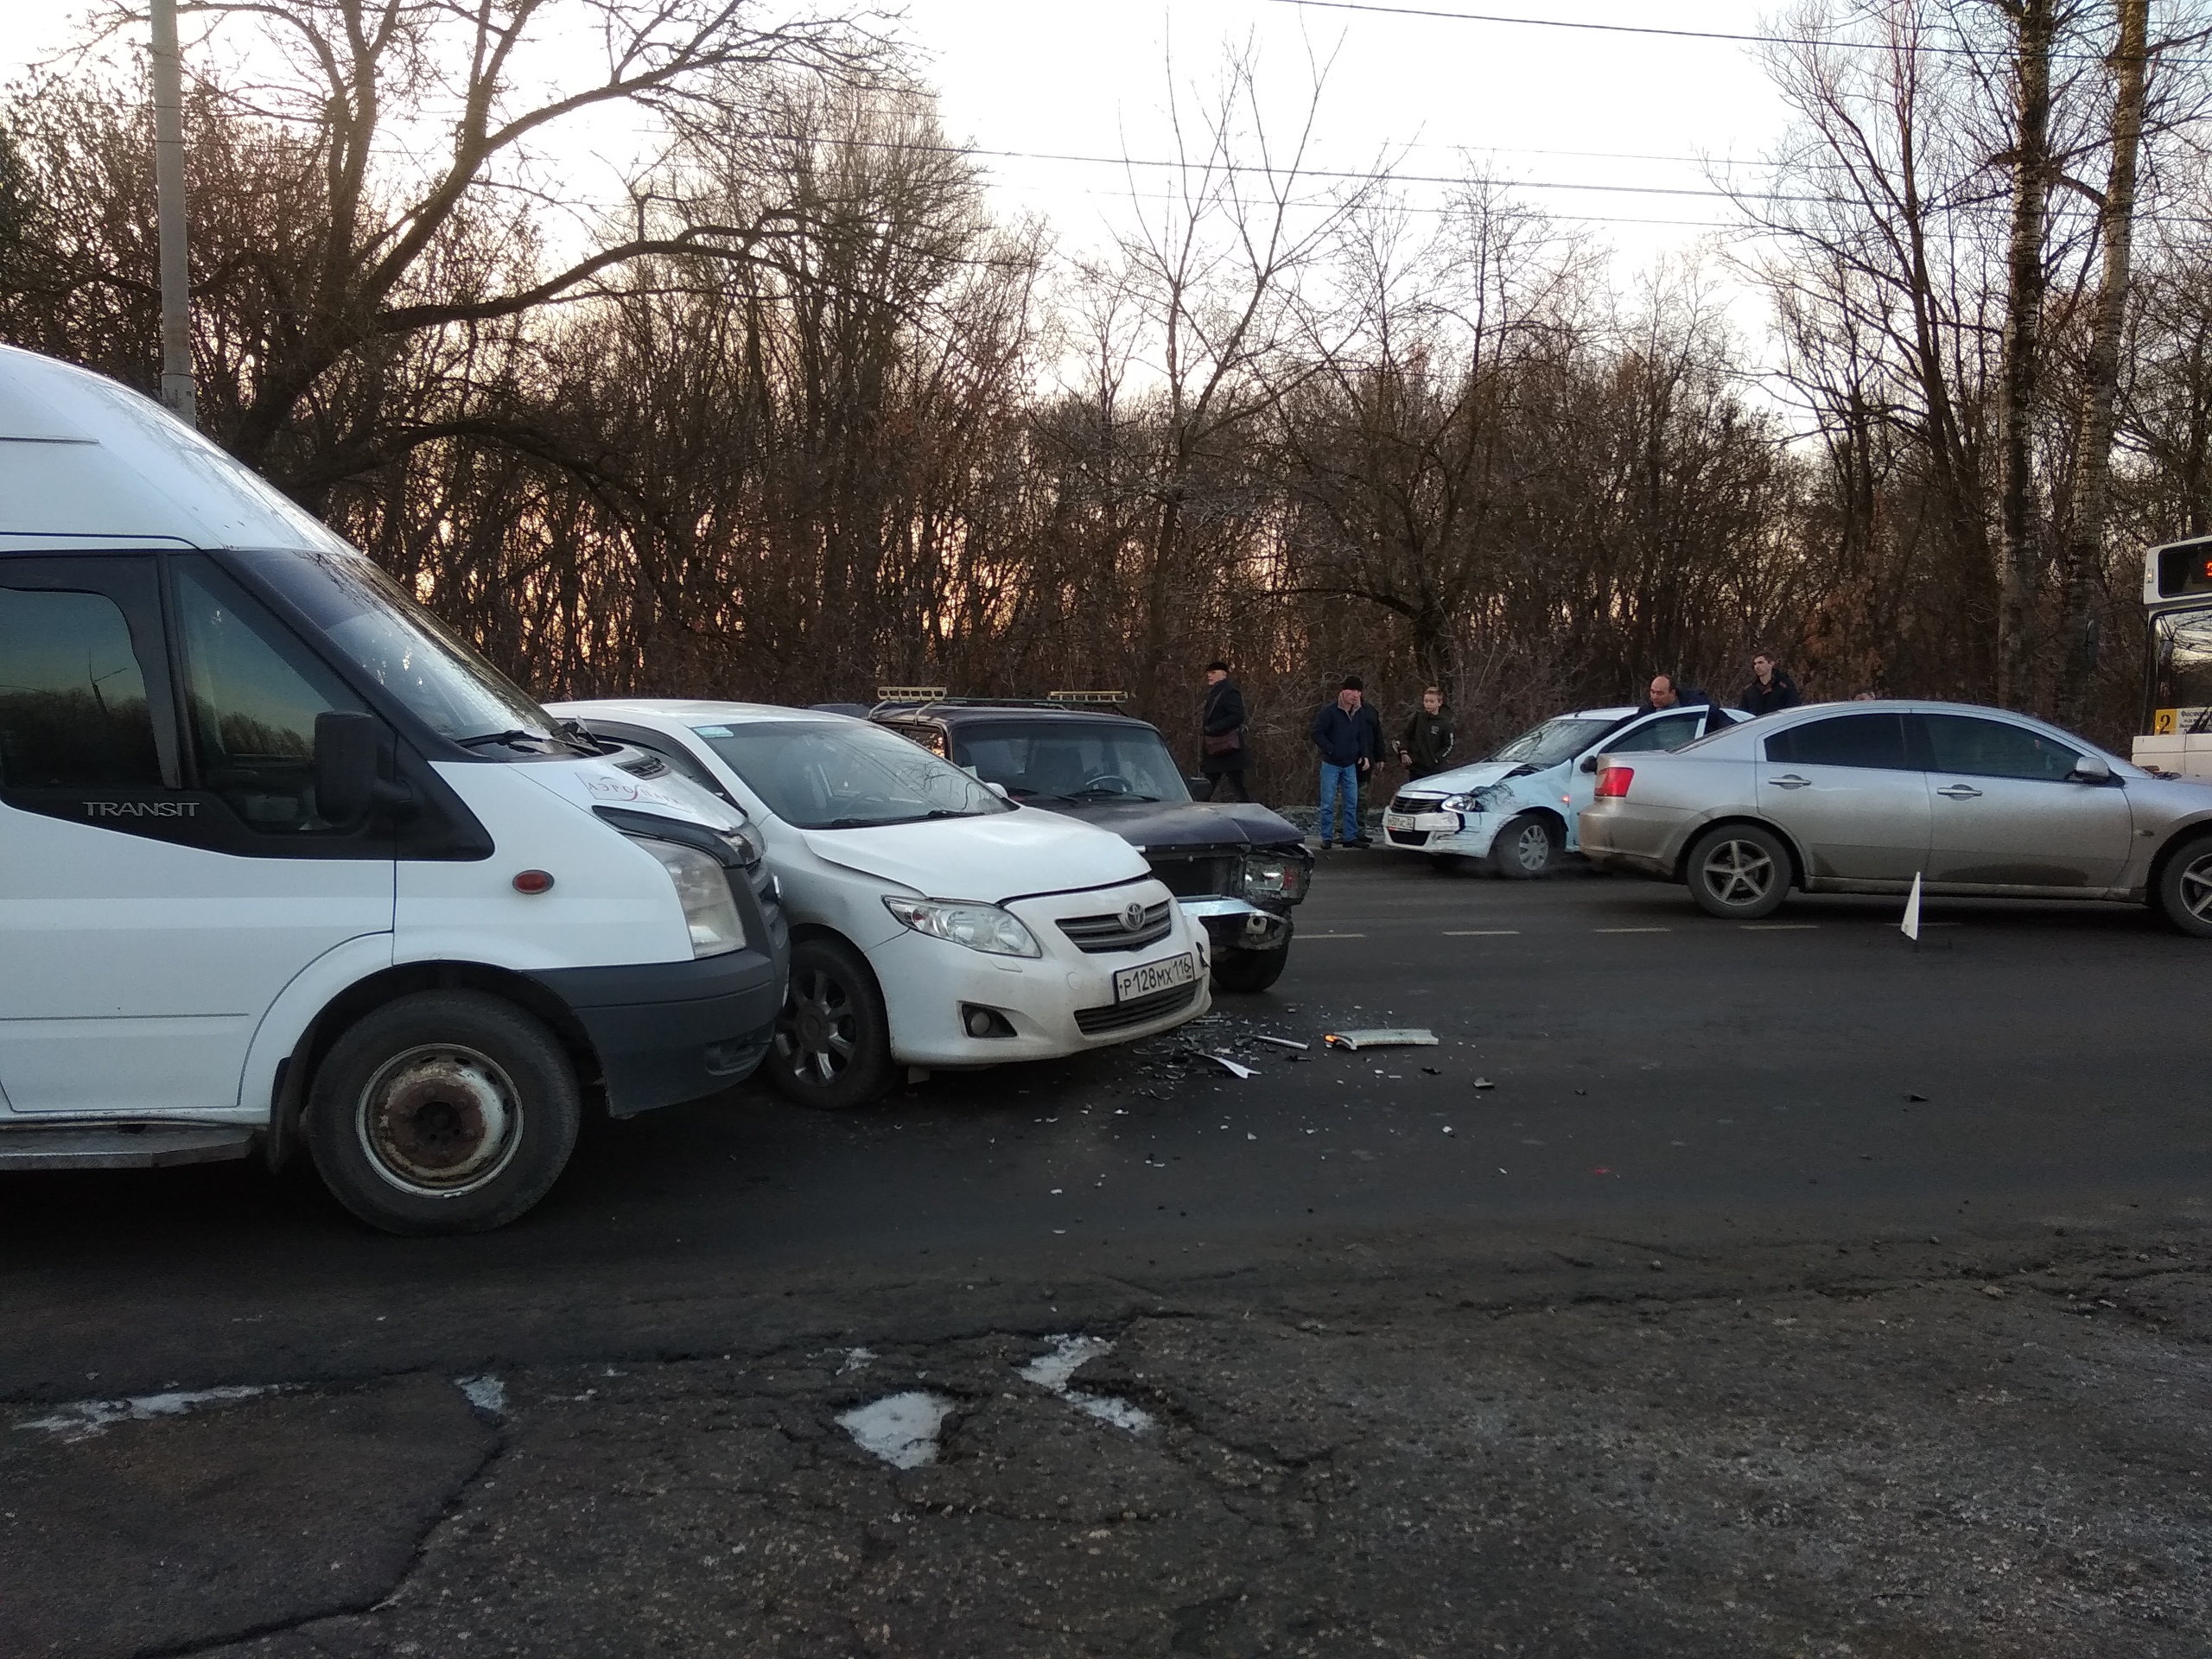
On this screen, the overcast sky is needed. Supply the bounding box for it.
[8,1,1796,326]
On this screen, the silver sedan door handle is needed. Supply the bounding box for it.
[1935,785,1982,799]
[1768,773,1812,790]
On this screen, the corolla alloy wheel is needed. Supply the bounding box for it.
[768,937,897,1108]
[779,969,858,1084]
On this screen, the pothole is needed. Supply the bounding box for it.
[14,1384,283,1442]
[839,1391,957,1468]
[1018,1334,1155,1433]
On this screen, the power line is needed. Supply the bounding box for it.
[1255,0,2166,62]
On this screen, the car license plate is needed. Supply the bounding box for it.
[1384,812,1416,832]
[1114,951,1197,1002]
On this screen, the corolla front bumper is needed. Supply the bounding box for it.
[873,882,1213,1065]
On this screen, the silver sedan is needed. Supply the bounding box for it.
[1577,700,2212,932]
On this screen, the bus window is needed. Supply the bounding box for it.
[2149,610,2212,736]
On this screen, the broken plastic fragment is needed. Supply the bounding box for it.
[1249,1034,1310,1051]
[1205,1053,1257,1079]
[1472,1077,1496,1090]
[1324,1028,1439,1051]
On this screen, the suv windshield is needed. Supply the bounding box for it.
[695,719,1010,830]
[948,721,1191,804]
[1489,715,1622,770]
[236,548,565,747]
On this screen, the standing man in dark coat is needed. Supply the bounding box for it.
[1396,685,1454,779]
[1198,660,1249,801]
[1738,649,1802,716]
[1309,676,1385,849]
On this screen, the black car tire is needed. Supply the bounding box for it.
[1491,813,1559,880]
[1685,823,1792,919]
[1212,940,1291,993]
[770,936,896,1108]
[306,990,582,1236]
[2154,833,2212,937]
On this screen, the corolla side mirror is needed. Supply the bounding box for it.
[2070,754,2113,785]
[1579,755,1599,774]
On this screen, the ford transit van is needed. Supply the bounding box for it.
[0,346,788,1232]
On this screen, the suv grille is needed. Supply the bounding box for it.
[1074,981,1201,1034]
[1145,853,1240,899]
[1058,900,1173,954]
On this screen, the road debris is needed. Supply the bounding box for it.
[1249,1035,1310,1052]
[455,1376,507,1417]
[1472,1077,1497,1090]
[1204,1053,1257,1079]
[837,1391,956,1469]
[1324,1028,1439,1051]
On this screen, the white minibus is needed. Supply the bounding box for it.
[0,346,788,1232]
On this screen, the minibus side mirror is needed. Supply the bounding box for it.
[315,710,384,823]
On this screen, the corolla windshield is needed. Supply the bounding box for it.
[694,720,1011,830]
[1488,715,1621,770]
[238,548,566,747]
[949,722,1191,804]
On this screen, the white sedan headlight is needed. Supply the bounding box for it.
[1442,785,1508,814]
[882,896,1041,958]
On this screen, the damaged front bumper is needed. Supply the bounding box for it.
[1177,896,1293,952]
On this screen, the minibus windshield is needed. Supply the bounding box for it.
[237,549,565,747]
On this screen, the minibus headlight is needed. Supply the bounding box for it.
[882,896,1041,957]
[632,836,746,957]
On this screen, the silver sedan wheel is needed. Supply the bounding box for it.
[1687,824,1791,919]
[1703,838,1777,905]
[2156,837,2212,937]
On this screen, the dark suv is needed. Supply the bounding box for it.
[869,701,1312,992]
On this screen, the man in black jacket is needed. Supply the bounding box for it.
[1637,673,1720,718]
[1396,685,1454,779]
[1198,661,1249,801]
[1310,676,1386,848]
[1739,650,1802,716]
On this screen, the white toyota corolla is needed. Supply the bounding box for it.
[552,700,1211,1106]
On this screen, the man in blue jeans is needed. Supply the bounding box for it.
[1309,676,1384,849]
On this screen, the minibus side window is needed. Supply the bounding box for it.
[172,559,372,834]
[0,586,164,790]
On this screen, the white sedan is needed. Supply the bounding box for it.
[1383,703,1749,875]
[553,700,1211,1106]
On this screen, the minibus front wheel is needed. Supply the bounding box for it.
[306,990,582,1235]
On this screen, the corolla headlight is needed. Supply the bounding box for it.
[882,896,1041,957]
[721,819,766,867]
[1240,853,1306,901]
[629,836,746,957]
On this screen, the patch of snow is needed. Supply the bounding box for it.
[455,1375,506,1417]
[1016,1335,1154,1434]
[15,1383,279,1441]
[839,1391,955,1468]
[837,1347,874,1376]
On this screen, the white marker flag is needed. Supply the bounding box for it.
[1902,871,1923,943]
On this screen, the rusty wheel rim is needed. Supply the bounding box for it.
[356,1044,522,1195]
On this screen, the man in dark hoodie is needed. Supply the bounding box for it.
[1310,676,1384,849]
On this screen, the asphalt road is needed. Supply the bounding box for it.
[8,850,2212,1656]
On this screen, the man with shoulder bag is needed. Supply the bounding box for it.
[1199,661,1250,802]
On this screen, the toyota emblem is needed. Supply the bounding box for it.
[1123,900,1147,932]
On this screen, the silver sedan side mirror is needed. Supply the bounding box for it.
[2070,754,2113,784]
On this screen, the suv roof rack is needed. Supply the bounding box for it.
[869,693,1134,715]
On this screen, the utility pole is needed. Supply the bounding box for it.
[149,0,196,428]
